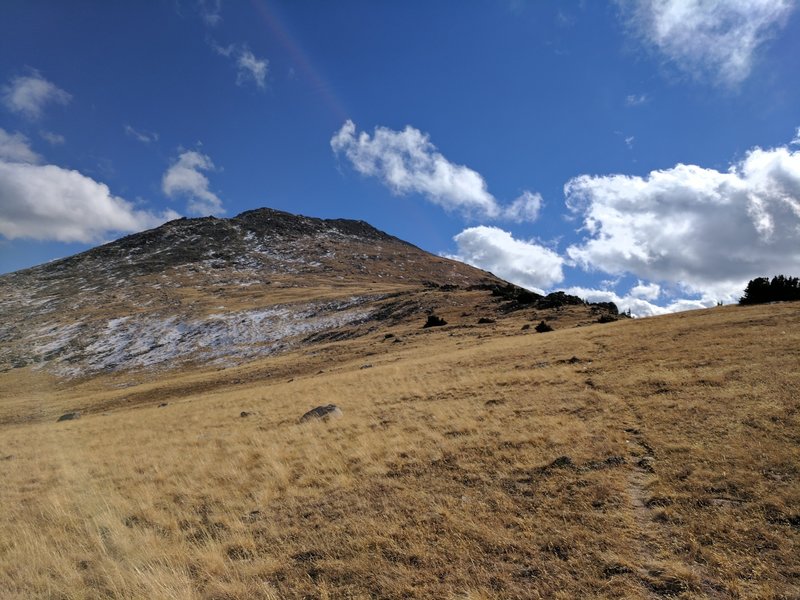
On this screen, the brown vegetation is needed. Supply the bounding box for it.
[0,303,798,599]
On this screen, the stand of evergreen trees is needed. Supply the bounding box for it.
[739,275,800,305]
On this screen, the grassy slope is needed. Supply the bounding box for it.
[0,303,798,599]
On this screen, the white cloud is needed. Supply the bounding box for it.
[448,226,564,293]
[331,120,542,222]
[619,0,795,86]
[564,285,714,318]
[198,0,222,26]
[332,120,498,218]
[791,127,800,146]
[209,40,234,57]
[625,135,635,149]
[503,190,543,222]
[630,280,661,300]
[0,159,178,243]
[40,130,65,146]
[124,124,159,144]
[211,41,268,89]
[2,71,71,120]
[236,50,268,88]
[565,142,800,300]
[0,128,41,164]
[162,150,224,216]
[625,93,649,106]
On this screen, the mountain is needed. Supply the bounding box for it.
[0,207,617,380]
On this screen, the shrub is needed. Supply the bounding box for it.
[535,292,584,310]
[534,320,553,333]
[596,314,618,324]
[423,315,447,328]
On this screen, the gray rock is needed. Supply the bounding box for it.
[299,404,342,423]
[57,412,81,422]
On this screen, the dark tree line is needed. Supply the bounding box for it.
[740,275,800,305]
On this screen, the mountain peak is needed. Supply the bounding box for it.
[231,207,403,244]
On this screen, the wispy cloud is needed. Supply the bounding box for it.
[197,0,222,26]
[124,124,159,144]
[0,128,41,164]
[331,120,543,223]
[39,130,65,146]
[211,41,268,89]
[2,70,71,120]
[618,0,795,86]
[162,150,225,216]
[625,93,649,106]
[236,49,268,88]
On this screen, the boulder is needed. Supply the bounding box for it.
[57,412,81,422]
[299,404,343,423]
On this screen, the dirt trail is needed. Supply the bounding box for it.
[622,401,727,599]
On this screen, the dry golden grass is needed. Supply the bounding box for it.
[0,303,798,599]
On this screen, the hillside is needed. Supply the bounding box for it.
[0,209,798,599]
[0,208,613,383]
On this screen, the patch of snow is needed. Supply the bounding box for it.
[16,296,381,377]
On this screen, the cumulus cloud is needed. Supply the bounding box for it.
[0,123,176,243]
[124,124,159,144]
[563,285,714,318]
[448,226,564,293]
[0,159,178,243]
[630,280,661,300]
[331,120,497,218]
[792,127,800,146]
[619,0,795,86]
[503,190,543,222]
[331,120,542,222]
[2,70,71,120]
[565,142,800,300]
[211,41,268,89]
[0,128,41,164]
[162,150,224,216]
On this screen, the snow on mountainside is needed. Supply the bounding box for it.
[0,208,508,377]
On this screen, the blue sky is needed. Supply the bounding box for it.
[1,1,799,315]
